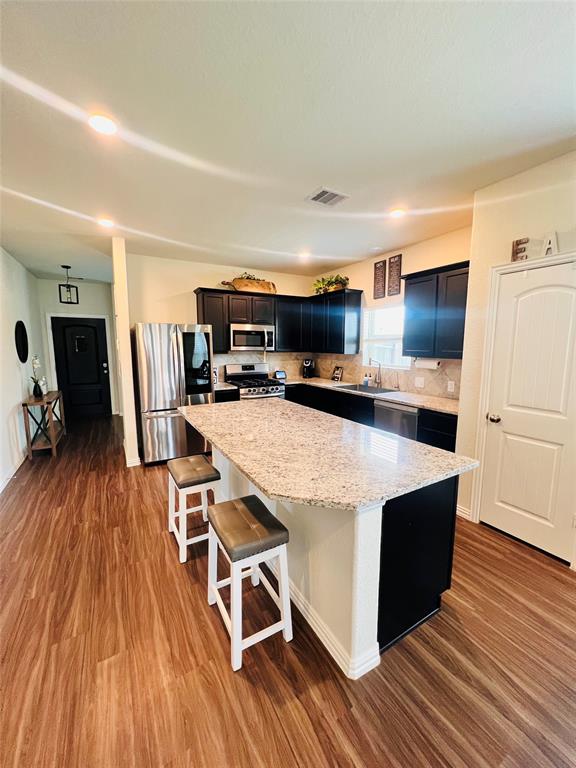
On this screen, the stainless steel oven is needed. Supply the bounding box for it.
[230,324,275,352]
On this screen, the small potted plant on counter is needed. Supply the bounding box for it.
[313,274,350,294]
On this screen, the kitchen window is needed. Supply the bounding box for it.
[362,306,411,368]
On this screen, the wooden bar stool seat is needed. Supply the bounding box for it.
[167,455,221,563]
[207,494,292,671]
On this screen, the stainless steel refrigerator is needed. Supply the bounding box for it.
[134,323,214,463]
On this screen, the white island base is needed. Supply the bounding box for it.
[212,447,383,679]
[181,399,477,680]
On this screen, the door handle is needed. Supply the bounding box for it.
[486,413,501,423]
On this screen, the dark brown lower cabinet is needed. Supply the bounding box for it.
[378,476,459,650]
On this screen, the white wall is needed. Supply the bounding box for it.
[317,227,472,309]
[127,253,313,324]
[0,248,43,491]
[314,227,472,396]
[457,151,576,513]
[36,279,120,414]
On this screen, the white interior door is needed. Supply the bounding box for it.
[480,259,576,561]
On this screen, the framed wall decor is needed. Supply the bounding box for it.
[373,260,386,299]
[387,254,402,295]
[511,238,530,261]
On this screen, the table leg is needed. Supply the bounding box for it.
[48,403,57,457]
[23,407,33,460]
[59,394,67,435]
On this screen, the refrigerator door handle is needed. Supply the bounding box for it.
[176,326,186,405]
[171,327,184,406]
[142,410,182,419]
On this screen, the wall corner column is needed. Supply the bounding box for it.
[111,237,140,467]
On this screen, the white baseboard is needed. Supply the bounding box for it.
[0,452,26,496]
[457,504,472,520]
[268,561,380,680]
[123,438,141,467]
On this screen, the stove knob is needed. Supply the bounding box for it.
[260,387,267,393]
[272,386,278,392]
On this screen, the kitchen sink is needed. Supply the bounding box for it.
[336,383,396,394]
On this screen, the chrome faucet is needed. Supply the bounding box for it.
[369,357,382,387]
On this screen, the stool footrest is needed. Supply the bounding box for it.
[242,621,285,651]
[215,566,257,590]
[176,503,203,517]
[258,570,281,610]
[212,585,231,634]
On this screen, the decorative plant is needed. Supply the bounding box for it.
[237,272,264,281]
[313,274,350,294]
[30,355,43,397]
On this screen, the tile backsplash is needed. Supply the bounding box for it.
[314,354,461,399]
[214,351,461,399]
[213,352,308,380]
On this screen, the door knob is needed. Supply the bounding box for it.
[487,413,501,423]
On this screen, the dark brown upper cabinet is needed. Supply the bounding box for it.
[309,290,362,354]
[228,295,252,323]
[196,291,228,354]
[251,296,275,325]
[228,294,276,325]
[196,287,362,355]
[275,297,307,352]
[402,262,469,359]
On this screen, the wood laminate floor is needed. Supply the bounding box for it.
[1,417,575,768]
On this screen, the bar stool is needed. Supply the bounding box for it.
[207,495,292,671]
[167,455,222,563]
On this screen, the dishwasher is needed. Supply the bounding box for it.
[374,400,418,439]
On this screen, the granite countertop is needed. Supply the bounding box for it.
[283,377,459,415]
[214,381,237,391]
[180,399,477,511]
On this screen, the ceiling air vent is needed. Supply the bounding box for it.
[307,188,349,206]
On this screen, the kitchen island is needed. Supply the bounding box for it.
[181,398,478,679]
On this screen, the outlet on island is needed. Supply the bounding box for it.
[447,380,455,393]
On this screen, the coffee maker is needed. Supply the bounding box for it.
[302,359,315,379]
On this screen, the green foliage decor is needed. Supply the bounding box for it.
[313,274,350,294]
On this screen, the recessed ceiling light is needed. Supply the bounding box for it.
[98,218,115,228]
[88,114,118,135]
[389,208,406,219]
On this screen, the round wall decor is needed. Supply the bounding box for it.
[15,320,29,363]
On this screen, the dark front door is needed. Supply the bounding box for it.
[51,317,112,419]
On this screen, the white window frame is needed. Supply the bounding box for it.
[362,306,411,369]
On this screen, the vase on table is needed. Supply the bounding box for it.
[32,380,43,399]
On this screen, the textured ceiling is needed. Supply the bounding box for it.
[1,1,575,281]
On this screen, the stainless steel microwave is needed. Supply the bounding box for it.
[230,324,275,352]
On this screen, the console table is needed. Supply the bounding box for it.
[22,390,66,459]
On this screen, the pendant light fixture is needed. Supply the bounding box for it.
[58,264,80,304]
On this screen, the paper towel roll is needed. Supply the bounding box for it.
[414,358,441,370]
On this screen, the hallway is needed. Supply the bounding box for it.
[1,418,575,767]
